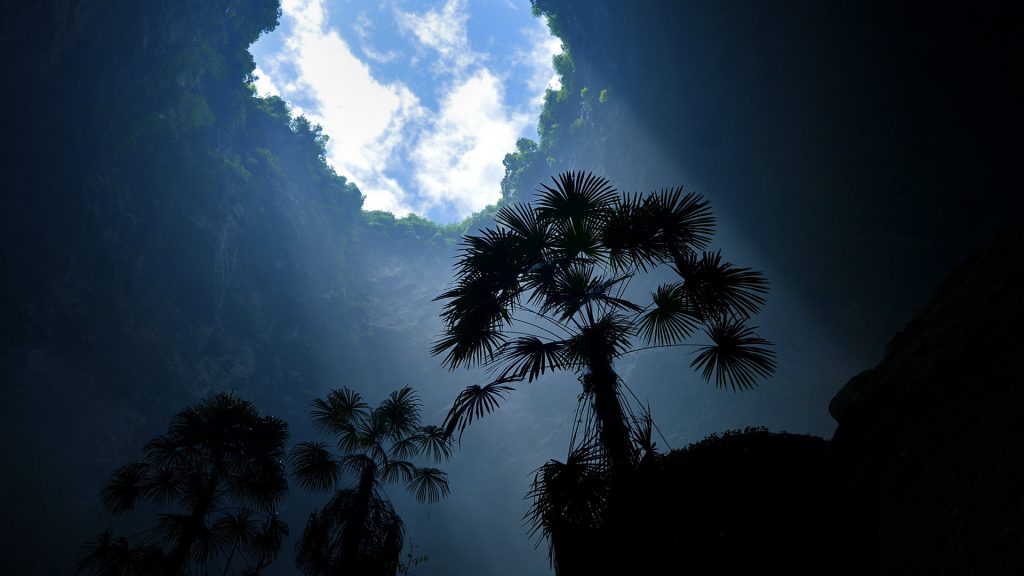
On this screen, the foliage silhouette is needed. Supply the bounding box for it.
[76,394,290,576]
[432,171,774,568]
[290,387,451,576]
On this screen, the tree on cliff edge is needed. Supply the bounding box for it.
[432,171,775,571]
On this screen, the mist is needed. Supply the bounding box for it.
[1,1,1020,575]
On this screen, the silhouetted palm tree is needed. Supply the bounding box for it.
[290,387,450,576]
[434,171,775,470]
[432,172,775,571]
[74,529,164,576]
[76,393,290,576]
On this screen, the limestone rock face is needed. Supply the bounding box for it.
[830,220,1024,575]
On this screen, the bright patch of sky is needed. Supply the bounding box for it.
[251,0,562,223]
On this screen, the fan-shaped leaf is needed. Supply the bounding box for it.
[406,467,450,504]
[101,463,150,515]
[311,388,369,437]
[536,171,616,226]
[376,386,422,440]
[295,510,333,576]
[493,336,567,382]
[563,313,633,368]
[645,186,715,255]
[601,192,659,271]
[249,516,288,568]
[443,382,515,441]
[381,459,417,484]
[141,466,180,506]
[526,442,609,561]
[416,425,453,463]
[290,442,340,492]
[495,202,551,262]
[674,251,768,318]
[212,509,259,548]
[338,454,377,482]
[638,282,700,345]
[691,319,776,391]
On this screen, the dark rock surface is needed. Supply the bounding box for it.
[830,218,1024,575]
[608,428,844,575]
[601,220,1024,575]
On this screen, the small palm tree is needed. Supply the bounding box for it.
[290,387,451,576]
[77,393,290,576]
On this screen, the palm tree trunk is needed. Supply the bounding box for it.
[165,472,219,575]
[587,359,634,473]
[337,462,376,574]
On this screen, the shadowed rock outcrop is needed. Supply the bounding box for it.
[830,219,1024,575]
[584,219,1024,575]
[607,428,844,575]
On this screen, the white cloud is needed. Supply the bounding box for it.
[352,11,372,41]
[411,69,531,217]
[252,66,281,97]
[251,0,560,222]
[395,0,479,75]
[361,45,402,64]
[274,0,424,215]
[520,16,563,109]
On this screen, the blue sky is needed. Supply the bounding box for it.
[250,0,561,223]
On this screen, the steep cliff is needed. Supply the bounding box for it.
[581,220,1024,575]
[830,219,1024,574]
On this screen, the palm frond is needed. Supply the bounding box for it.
[328,421,361,455]
[451,227,530,285]
[211,509,258,549]
[536,171,616,226]
[674,251,768,318]
[637,282,700,345]
[290,442,340,492]
[369,500,405,572]
[380,459,417,484]
[101,463,150,515]
[295,511,333,576]
[601,192,659,271]
[375,386,422,440]
[311,388,369,437]
[415,425,453,462]
[645,186,715,255]
[170,393,261,457]
[442,382,515,441]
[141,467,180,506]
[526,443,609,572]
[74,528,130,575]
[388,435,420,461]
[155,512,195,544]
[358,412,391,463]
[495,201,551,262]
[691,319,776,391]
[143,435,185,469]
[492,336,566,382]
[630,404,658,458]
[189,519,230,563]
[551,216,604,260]
[431,309,507,371]
[563,313,634,367]
[248,515,288,569]
[227,459,288,513]
[406,467,450,504]
[338,454,377,483]
[541,264,639,321]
